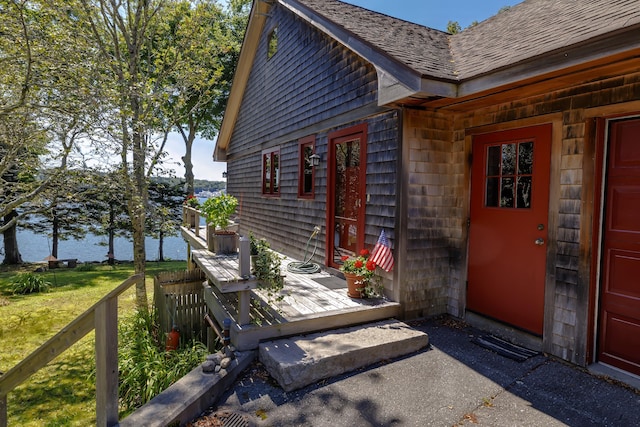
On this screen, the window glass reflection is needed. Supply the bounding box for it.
[517,176,532,208]
[502,143,516,175]
[484,141,534,209]
[518,142,533,174]
[500,177,514,207]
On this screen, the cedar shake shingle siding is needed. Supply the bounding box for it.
[444,71,640,364]
[227,5,377,158]
[216,0,640,372]
[226,3,398,263]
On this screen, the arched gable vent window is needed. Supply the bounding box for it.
[268,26,278,59]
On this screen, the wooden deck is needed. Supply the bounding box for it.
[181,226,401,350]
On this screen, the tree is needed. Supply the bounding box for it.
[82,169,132,265]
[21,170,90,259]
[77,0,184,308]
[446,20,462,34]
[1,0,99,263]
[148,179,186,261]
[153,0,250,196]
[1,114,46,264]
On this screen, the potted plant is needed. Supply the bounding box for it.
[183,195,200,227]
[339,249,382,298]
[200,194,239,254]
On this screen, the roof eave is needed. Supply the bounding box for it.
[457,24,640,98]
[376,67,457,105]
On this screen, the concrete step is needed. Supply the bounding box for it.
[258,319,429,392]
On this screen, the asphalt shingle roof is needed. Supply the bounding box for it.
[293,0,640,81]
[451,0,640,79]
[294,0,455,80]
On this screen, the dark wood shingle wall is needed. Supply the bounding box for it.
[227,4,377,159]
[225,4,398,267]
[401,110,457,318]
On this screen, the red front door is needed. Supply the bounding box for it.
[598,117,640,376]
[326,125,367,268]
[467,124,552,335]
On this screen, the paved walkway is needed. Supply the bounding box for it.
[205,317,640,426]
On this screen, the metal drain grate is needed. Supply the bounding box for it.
[211,411,251,427]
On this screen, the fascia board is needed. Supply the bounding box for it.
[214,0,270,160]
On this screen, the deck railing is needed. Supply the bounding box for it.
[183,205,201,237]
[0,274,144,427]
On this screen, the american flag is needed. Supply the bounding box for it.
[370,229,394,272]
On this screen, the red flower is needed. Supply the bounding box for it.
[339,247,382,298]
[341,255,349,261]
[184,194,200,207]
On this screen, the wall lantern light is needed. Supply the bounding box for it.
[309,153,320,167]
[222,171,228,178]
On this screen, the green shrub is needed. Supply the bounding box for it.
[11,273,51,294]
[118,308,208,416]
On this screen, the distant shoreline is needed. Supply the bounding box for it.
[2,229,189,264]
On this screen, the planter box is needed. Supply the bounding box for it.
[207,225,238,254]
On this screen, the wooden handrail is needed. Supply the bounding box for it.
[0,274,144,427]
[183,206,201,237]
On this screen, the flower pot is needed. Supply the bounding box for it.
[344,272,365,298]
[212,231,238,255]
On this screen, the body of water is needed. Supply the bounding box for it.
[2,229,187,263]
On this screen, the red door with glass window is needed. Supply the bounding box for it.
[326,125,367,268]
[467,124,552,335]
[598,117,640,376]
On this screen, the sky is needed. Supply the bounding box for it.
[168,0,523,182]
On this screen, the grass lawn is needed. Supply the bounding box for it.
[0,260,188,426]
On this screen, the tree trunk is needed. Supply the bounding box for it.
[131,125,148,310]
[158,229,164,262]
[107,206,115,265]
[180,120,196,196]
[131,196,147,308]
[2,211,23,265]
[52,208,59,258]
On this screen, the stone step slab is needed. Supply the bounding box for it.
[258,319,429,392]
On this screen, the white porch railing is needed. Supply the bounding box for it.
[0,274,144,427]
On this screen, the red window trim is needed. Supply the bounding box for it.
[261,148,280,197]
[298,135,316,199]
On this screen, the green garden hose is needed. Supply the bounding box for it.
[286,226,321,274]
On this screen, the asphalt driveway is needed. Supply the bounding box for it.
[196,317,640,426]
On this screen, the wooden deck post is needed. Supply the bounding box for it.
[95,298,119,427]
[238,290,251,325]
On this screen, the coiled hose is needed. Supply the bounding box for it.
[286,226,322,274]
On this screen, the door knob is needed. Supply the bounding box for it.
[535,238,545,246]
